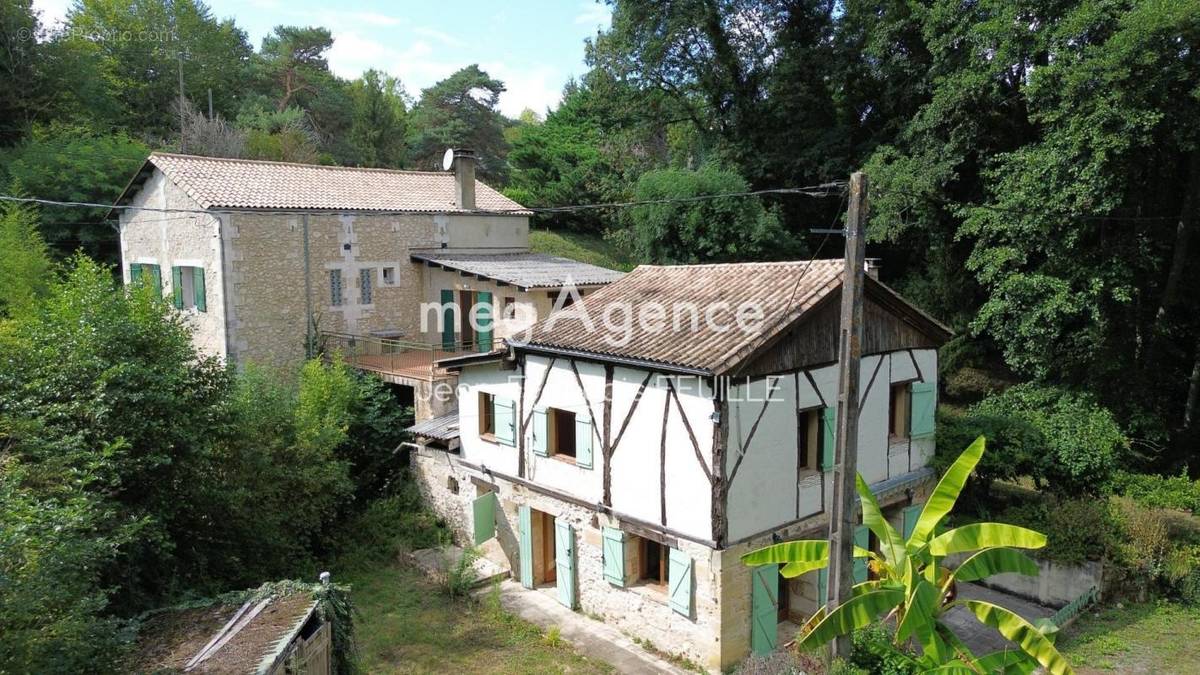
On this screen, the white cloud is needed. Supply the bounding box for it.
[574,1,611,28]
[412,26,466,48]
[31,0,71,27]
[484,61,563,118]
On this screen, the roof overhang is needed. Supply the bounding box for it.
[508,340,715,377]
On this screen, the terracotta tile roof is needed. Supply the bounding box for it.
[144,152,529,214]
[514,260,848,374]
[411,251,624,289]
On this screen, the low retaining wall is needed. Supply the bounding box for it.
[948,554,1103,608]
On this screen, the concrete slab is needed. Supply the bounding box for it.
[944,582,1056,656]
[477,579,694,675]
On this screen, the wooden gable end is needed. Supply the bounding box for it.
[735,283,950,377]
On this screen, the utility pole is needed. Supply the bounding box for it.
[178,50,187,153]
[208,88,214,120]
[824,171,869,659]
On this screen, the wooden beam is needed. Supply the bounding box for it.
[660,387,671,526]
[602,364,614,506]
[858,354,886,408]
[727,393,773,486]
[569,360,604,447]
[666,378,712,483]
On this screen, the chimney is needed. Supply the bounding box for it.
[865,258,881,280]
[451,148,476,210]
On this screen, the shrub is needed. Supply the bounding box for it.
[934,409,1040,507]
[1112,470,1200,514]
[972,384,1127,495]
[848,624,917,675]
[443,547,481,598]
[1001,497,1118,566]
[626,166,793,264]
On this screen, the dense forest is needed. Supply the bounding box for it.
[1,0,1199,669]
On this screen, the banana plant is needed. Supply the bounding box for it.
[742,437,1073,675]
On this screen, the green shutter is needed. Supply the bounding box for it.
[493,397,515,446]
[518,505,533,588]
[910,382,936,438]
[532,409,548,456]
[554,518,575,609]
[853,525,870,583]
[171,266,184,308]
[440,289,456,351]
[473,493,496,546]
[902,504,923,541]
[476,291,493,352]
[816,567,828,611]
[575,415,593,469]
[193,267,206,312]
[668,548,693,616]
[147,264,163,297]
[129,263,143,283]
[602,527,626,586]
[750,564,779,654]
[820,405,837,471]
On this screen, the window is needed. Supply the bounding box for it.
[330,270,343,306]
[549,408,577,458]
[382,267,396,285]
[640,538,668,587]
[360,268,373,304]
[479,392,495,437]
[798,408,820,470]
[890,383,911,439]
[503,296,517,319]
[171,266,207,312]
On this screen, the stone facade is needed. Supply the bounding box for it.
[412,447,933,672]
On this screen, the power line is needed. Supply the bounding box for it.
[0,183,848,220]
[874,186,1183,223]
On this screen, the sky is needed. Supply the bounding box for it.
[32,0,613,118]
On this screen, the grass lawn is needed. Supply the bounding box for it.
[1058,600,1200,674]
[344,558,614,674]
[528,229,639,272]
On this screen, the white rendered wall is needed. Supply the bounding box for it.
[455,355,717,542]
[724,349,938,541]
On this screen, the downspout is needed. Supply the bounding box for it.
[217,213,236,366]
[303,214,313,357]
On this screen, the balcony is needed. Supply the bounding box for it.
[321,331,483,383]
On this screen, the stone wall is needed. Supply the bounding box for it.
[945,554,1104,608]
[119,172,227,359]
[411,449,725,671]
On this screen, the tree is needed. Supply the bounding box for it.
[0,196,53,317]
[743,438,1072,674]
[407,65,509,179]
[259,25,334,112]
[347,69,408,167]
[66,0,253,138]
[0,125,149,261]
[626,166,792,263]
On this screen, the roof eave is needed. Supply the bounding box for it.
[510,340,714,377]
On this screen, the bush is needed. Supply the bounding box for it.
[999,497,1118,566]
[1112,470,1200,514]
[848,624,917,675]
[626,166,793,264]
[972,384,1127,495]
[934,409,1041,507]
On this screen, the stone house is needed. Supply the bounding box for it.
[113,151,622,420]
[409,260,951,671]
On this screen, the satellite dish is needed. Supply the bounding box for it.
[442,148,455,171]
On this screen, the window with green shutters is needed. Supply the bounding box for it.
[820,405,837,471]
[472,492,496,545]
[492,396,516,446]
[601,527,626,586]
[910,382,936,438]
[129,263,143,283]
[531,409,548,456]
[554,518,576,609]
[667,548,693,616]
[853,525,870,583]
[750,564,779,654]
[901,503,923,540]
[476,291,493,352]
[146,264,162,298]
[330,270,343,306]
[170,266,207,312]
[440,289,456,351]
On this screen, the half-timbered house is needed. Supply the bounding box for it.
[409,260,951,671]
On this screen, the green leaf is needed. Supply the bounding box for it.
[741,539,827,571]
[930,524,1047,557]
[911,436,986,549]
[975,650,1039,674]
[953,548,1040,583]
[897,579,944,661]
[797,589,905,650]
[857,473,907,567]
[965,600,1074,675]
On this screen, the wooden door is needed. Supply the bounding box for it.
[541,512,556,583]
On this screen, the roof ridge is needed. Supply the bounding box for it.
[632,259,843,271]
[150,152,453,176]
